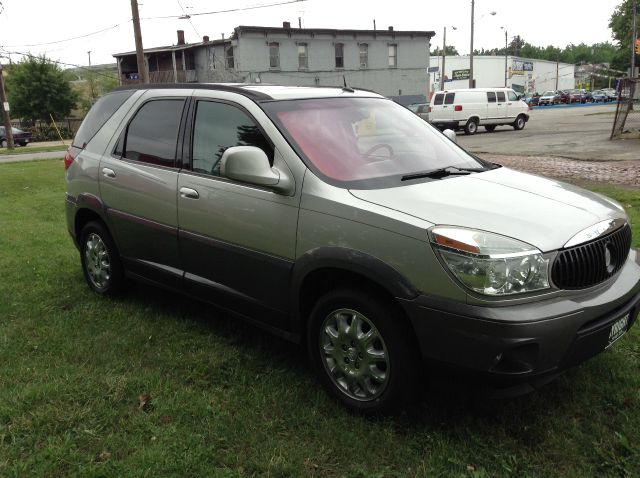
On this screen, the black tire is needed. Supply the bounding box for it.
[484,125,496,133]
[79,221,124,295]
[464,118,479,135]
[19,142,27,147]
[513,114,526,130]
[307,288,418,414]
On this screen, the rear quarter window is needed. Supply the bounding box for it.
[433,94,444,106]
[444,93,455,105]
[73,90,135,148]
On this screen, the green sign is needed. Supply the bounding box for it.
[452,69,470,80]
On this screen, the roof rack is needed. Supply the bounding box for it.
[113,83,273,100]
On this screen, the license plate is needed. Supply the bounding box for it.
[24,139,29,143]
[606,313,629,348]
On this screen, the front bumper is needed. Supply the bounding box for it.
[399,250,640,395]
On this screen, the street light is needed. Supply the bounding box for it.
[500,27,508,87]
[440,26,457,91]
[469,1,496,88]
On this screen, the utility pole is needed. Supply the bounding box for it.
[469,0,475,88]
[0,62,14,149]
[555,57,559,90]
[441,26,447,91]
[631,0,637,77]
[130,0,149,83]
[87,51,95,102]
[502,28,508,87]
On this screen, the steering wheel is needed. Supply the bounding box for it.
[363,143,394,160]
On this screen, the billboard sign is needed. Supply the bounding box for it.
[451,69,470,80]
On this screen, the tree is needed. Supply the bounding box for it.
[5,55,78,123]
[609,0,639,47]
[508,35,526,56]
[431,45,459,56]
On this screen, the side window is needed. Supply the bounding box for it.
[444,93,455,105]
[507,91,518,101]
[487,92,496,103]
[191,101,273,177]
[433,94,444,106]
[123,99,184,167]
[496,92,506,102]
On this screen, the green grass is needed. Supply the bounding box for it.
[0,160,639,477]
[0,144,68,155]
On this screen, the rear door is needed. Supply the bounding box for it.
[176,97,300,328]
[430,93,445,122]
[441,92,455,122]
[99,91,190,287]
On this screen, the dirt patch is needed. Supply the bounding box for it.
[478,154,640,188]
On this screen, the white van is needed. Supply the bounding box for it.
[429,88,530,134]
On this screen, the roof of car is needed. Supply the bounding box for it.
[113,83,385,101]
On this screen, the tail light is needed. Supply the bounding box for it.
[64,147,80,170]
[454,105,463,111]
[428,106,432,113]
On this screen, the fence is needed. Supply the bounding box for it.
[611,78,640,140]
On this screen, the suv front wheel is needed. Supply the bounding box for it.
[307,288,417,414]
[80,221,123,295]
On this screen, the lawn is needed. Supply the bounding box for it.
[0,144,68,156]
[0,159,638,477]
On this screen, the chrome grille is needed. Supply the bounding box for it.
[552,223,632,289]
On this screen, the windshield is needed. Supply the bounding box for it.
[261,97,485,189]
[542,91,555,96]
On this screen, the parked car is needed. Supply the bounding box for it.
[429,88,529,134]
[65,84,640,413]
[590,90,608,103]
[602,88,618,102]
[526,94,540,107]
[0,126,32,147]
[566,89,586,104]
[538,90,560,106]
[408,102,429,121]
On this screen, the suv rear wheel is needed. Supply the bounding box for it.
[464,118,479,135]
[80,221,123,295]
[307,288,417,414]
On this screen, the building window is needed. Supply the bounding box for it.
[269,42,280,69]
[388,44,397,67]
[335,43,344,69]
[359,43,368,68]
[298,43,308,69]
[225,46,234,69]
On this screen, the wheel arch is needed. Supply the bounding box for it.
[290,247,420,344]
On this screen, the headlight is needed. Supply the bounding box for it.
[430,226,550,296]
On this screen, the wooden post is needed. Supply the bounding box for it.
[130,0,149,83]
[0,63,15,149]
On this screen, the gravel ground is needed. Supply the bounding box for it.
[479,154,640,188]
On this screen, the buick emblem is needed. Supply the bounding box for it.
[604,242,615,273]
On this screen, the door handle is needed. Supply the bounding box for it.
[102,168,116,178]
[180,187,199,199]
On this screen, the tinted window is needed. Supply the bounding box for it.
[507,91,518,101]
[192,101,272,176]
[444,93,455,105]
[487,92,496,103]
[496,92,506,102]
[433,94,444,106]
[74,90,135,148]
[123,99,184,167]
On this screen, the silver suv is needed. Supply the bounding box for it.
[65,84,640,413]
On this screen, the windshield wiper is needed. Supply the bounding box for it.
[401,166,487,181]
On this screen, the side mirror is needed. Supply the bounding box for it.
[220,146,292,193]
[442,129,457,143]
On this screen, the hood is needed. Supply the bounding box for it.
[349,167,626,252]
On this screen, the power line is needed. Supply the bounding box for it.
[142,0,307,20]
[175,0,200,38]
[0,48,119,81]
[2,22,129,48]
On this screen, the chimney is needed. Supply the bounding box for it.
[283,21,291,29]
[203,35,210,42]
[388,26,394,31]
[177,30,185,45]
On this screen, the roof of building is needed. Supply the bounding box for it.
[234,25,436,38]
[114,83,385,101]
[113,38,229,58]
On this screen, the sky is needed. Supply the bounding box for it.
[0,0,626,69]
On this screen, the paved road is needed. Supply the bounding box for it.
[458,103,639,161]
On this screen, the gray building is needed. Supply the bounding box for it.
[113,24,434,98]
